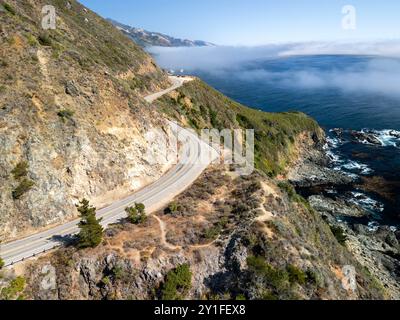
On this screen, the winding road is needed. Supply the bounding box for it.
[1,76,217,267]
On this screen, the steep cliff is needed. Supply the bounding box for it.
[0,0,172,241]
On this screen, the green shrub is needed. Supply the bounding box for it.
[111,265,126,281]
[0,276,26,300]
[305,269,320,286]
[12,178,35,199]
[286,264,307,285]
[0,257,4,269]
[11,161,29,179]
[57,109,74,122]
[203,225,221,240]
[101,276,111,286]
[164,201,182,215]
[161,264,192,300]
[3,3,16,15]
[203,217,228,240]
[26,34,38,47]
[125,203,147,224]
[247,256,289,291]
[277,182,296,199]
[330,225,348,246]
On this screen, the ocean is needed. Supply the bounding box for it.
[153,53,400,229]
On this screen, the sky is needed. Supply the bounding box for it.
[79,0,400,45]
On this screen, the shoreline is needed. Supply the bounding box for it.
[288,132,400,299]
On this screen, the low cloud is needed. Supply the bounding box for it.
[148,41,400,99]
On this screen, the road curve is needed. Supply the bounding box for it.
[145,76,193,103]
[1,76,217,267]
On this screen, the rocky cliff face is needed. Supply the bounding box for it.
[0,0,172,241]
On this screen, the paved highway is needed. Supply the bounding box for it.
[1,76,217,267]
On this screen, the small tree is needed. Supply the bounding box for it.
[0,257,4,270]
[76,199,103,249]
[125,203,147,224]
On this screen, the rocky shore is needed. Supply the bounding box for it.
[289,137,400,299]
[287,135,354,188]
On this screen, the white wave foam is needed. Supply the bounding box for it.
[354,129,400,148]
[341,160,374,175]
[371,129,400,147]
[368,221,380,232]
[349,192,384,213]
[326,136,341,149]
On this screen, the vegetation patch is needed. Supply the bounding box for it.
[57,109,75,122]
[164,201,183,215]
[11,161,29,179]
[329,225,348,246]
[161,264,192,300]
[0,276,26,300]
[157,80,321,177]
[286,264,307,285]
[2,3,16,15]
[26,34,38,47]
[76,199,104,249]
[203,217,229,240]
[125,203,147,225]
[12,178,35,199]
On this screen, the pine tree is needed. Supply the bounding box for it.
[76,199,103,249]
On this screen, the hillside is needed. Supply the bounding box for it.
[108,18,214,48]
[0,1,389,301]
[0,0,173,241]
[13,165,384,300]
[156,79,324,177]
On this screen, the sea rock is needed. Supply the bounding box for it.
[350,130,381,146]
[331,128,344,138]
[389,130,400,139]
[289,160,354,188]
[375,227,399,249]
[309,195,366,217]
[352,224,371,235]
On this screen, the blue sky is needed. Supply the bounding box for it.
[80,0,400,45]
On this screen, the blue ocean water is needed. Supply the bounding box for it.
[192,55,400,131]
[157,54,400,228]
